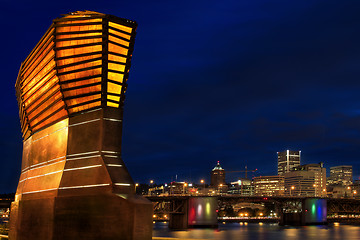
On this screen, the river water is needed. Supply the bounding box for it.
[153,222,360,240]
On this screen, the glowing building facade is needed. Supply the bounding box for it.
[328,165,353,186]
[284,163,327,198]
[253,175,285,196]
[288,163,327,197]
[10,11,152,240]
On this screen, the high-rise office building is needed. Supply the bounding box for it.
[327,165,353,186]
[211,161,226,187]
[253,175,285,196]
[286,163,326,197]
[284,171,315,197]
[277,150,301,175]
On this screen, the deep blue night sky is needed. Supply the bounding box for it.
[1,0,360,192]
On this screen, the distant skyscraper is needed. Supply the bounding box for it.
[328,165,353,186]
[211,161,226,187]
[277,150,301,175]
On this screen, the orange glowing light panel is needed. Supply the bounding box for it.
[15,11,137,139]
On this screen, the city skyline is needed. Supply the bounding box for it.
[132,156,355,185]
[1,1,360,192]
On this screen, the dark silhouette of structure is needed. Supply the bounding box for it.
[10,11,152,240]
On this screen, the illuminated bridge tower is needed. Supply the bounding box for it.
[10,11,152,240]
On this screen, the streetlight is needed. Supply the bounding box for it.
[200,179,205,195]
[183,182,188,195]
[290,186,295,196]
[135,183,139,194]
[200,179,205,190]
[149,180,154,195]
[219,184,223,194]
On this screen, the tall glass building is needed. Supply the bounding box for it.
[277,150,301,175]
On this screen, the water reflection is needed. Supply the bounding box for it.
[153,222,360,240]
